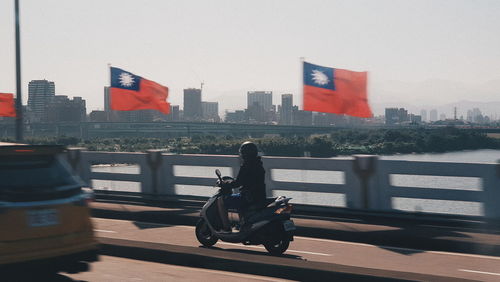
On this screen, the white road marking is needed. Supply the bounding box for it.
[93,217,194,229]
[94,218,500,261]
[294,215,363,222]
[459,269,500,276]
[94,229,117,233]
[296,236,500,261]
[218,242,332,256]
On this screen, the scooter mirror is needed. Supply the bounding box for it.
[215,169,222,182]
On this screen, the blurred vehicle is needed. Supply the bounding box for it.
[0,142,98,276]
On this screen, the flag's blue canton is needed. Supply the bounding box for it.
[111,67,141,91]
[303,62,336,91]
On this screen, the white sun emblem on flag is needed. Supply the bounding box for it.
[119,72,135,87]
[311,70,329,85]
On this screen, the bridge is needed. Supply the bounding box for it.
[2,121,499,139]
[56,149,500,281]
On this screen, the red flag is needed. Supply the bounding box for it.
[110,67,170,114]
[303,62,372,118]
[0,93,16,117]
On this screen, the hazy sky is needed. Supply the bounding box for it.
[1,0,499,116]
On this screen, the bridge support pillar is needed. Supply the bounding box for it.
[145,150,163,195]
[483,160,500,219]
[352,155,377,209]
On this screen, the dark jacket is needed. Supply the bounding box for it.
[228,157,266,206]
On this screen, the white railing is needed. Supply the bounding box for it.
[66,149,500,219]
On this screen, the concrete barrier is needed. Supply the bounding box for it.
[67,150,500,219]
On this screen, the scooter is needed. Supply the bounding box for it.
[195,169,295,255]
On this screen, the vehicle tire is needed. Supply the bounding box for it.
[264,237,290,255]
[195,218,218,247]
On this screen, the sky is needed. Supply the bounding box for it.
[0,0,499,117]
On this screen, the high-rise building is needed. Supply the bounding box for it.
[410,114,422,123]
[28,79,55,122]
[420,109,427,122]
[202,102,220,122]
[430,109,438,122]
[183,88,202,120]
[89,110,107,122]
[385,108,408,125]
[169,105,180,121]
[280,94,293,125]
[292,106,313,126]
[472,108,483,123]
[246,102,267,122]
[247,91,272,111]
[385,108,398,125]
[46,95,86,123]
[225,110,247,123]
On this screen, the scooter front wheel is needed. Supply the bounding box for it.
[195,218,218,247]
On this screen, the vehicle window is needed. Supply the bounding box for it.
[0,156,79,190]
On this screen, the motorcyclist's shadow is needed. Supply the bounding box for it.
[199,245,304,260]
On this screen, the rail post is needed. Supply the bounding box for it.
[67,147,82,173]
[66,147,91,186]
[497,159,500,178]
[146,150,163,195]
[353,155,377,209]
[483,160,500,219]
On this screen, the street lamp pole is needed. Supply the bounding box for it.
[14,0,23,142]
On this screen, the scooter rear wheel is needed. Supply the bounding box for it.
[195,218,218,247]
[264,238,290,255]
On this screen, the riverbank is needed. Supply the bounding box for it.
[2,127,499,157]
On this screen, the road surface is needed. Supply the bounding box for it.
[66,255,292,282]
[91,217,500,281]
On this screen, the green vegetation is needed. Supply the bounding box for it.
[2,127,499,157]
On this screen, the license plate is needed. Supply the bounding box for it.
[27,209,59,227]
[283,220,296,231]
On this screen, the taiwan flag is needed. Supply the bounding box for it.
[303,61,372,118]
[0,93,16,117]
[110,67,170,114]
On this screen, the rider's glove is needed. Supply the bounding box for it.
[217,180,231,188]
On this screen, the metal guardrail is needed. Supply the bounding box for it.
[66,149,500,219]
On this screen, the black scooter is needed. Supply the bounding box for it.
[195,169,295,255]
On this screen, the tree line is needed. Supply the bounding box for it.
[2,127,499,157]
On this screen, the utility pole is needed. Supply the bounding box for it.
[14,0,23,142]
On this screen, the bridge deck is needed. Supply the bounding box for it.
[90,201,500,281]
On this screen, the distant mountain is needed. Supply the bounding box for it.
[366,78,500,116]
[371,100,500,119]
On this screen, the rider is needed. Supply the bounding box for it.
[218,141,266,232]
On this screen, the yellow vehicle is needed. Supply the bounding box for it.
[0,143,98,276]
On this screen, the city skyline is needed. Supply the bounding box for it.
[12,79,499,125]
[14,78,500,121]
[1,1,499,117]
